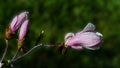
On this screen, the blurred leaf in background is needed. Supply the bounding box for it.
[0,0,120,68]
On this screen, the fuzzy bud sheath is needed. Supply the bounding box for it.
[18,39,25,52]
[5,26,14,40]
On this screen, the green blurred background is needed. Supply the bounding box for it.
[0,0,120,68]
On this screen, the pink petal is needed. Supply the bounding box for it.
[15,12,28,30]
[9,11,28,34]
[19,20,29,40]
[76,23,95,35]
[10,16,18,33]
[71,46,83,50]
[66,32,102,50]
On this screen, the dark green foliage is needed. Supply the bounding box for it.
[0,0,120,68]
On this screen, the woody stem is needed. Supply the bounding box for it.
[11,44,42,63]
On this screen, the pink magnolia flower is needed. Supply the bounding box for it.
[10,11,28,34]
[65,23,103,50]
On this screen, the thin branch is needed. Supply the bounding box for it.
[43,44,56,47]
[11,49,19,61]
[11,43,55,63]
[11,31,44,63]
[0,40,8,63]
[11,32,44,63]
[34,31,44,46]
[11,44,42,62]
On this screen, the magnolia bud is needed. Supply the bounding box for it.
[5,11,28,40]
[18,20,29,50]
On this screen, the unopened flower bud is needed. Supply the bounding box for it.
[5,11,28,40]
[18,20,29,50]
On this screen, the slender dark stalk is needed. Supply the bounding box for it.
[11,44,55,63]
[0,40,8,63]
[11,49,19,61]
[34,31,44,46]
[11,31,55,63]
[11,44,42,62]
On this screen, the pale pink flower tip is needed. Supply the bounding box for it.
[10,11,28,34]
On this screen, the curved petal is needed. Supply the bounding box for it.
[9,11,28,34]
[77,32,102,49]
[71,46,83,50]
[64,32,74,41]
[15,11,28,30]
[18,20,29,40]
[65,32,102,50]
[76,23,95,35]
[10,16,18,33]
[82,23,95,32]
